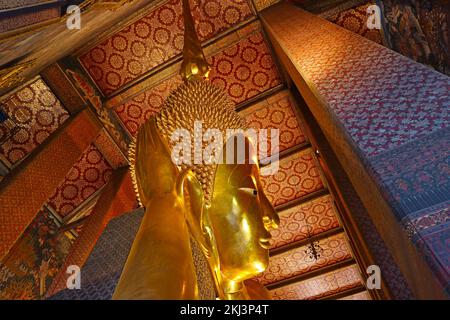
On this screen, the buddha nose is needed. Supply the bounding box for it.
[260,191,280,232]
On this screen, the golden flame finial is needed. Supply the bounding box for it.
[180,0,211,81]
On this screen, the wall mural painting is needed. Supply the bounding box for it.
[0,206,74,300]
[381,0,450,76]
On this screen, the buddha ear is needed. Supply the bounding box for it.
[176,169,211,257]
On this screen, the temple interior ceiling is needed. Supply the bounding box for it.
[0,0,386,300]
[2,0,448,300]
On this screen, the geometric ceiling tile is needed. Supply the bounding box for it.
[253,0,281,12]
[270,194,340,249]
[80,0,254,95]
[47,144,113,217]
[328,3,383,44]
[256,232,352,285]
[114,75,183,136]
[270,264,363,300]
[208,32,282,105]
[113,30,283,137]
[240,90,307,159]
[261,149,324,207]
[0,77,69,166]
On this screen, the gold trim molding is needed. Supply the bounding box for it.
[0,59,36,89]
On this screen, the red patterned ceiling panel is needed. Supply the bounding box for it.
[240,91,306,158]
[47,144,113,217]
[114,31,282,136]
[208,32,282,104]
[256,233,352,285]
[0,78,69,165]
[270,194,340,249]
[328,3,382,44]
[80,0,254,95]
[114,75,183,136]
[261,149,324,207]
[270,264,363,300]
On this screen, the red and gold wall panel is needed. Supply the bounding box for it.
[0,77,69,166]
[257,233,352,285]
[79,0,254,95]
[240,90,306,158]
[270,264,362,300]
[47,144,113,217]
[261,149,324,207]
[270,194,340,249]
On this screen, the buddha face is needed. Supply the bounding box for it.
[206,137,279,282]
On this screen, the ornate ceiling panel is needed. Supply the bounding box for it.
[256,233,352,285]
[114,75,183,135]
[253,0,281,12]
[240,90,306,157]
[47,144,113,217]
[114,30,282,136]
[80,0,254,95]
[270,194,341,249]
[270,264,363,300]
[208,32,282,104]
[328,2,382,44]
[261,149,324,207]
[0,77,69,166]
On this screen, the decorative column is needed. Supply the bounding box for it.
[0,109,101,260]
[260,2,449,299]
[46,168,135,297]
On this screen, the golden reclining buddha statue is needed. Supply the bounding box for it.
[112,0,279,300]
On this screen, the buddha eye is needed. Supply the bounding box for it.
[239,187,258,197]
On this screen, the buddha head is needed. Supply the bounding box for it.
[150,80,279,293]
[206,135,279,282]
